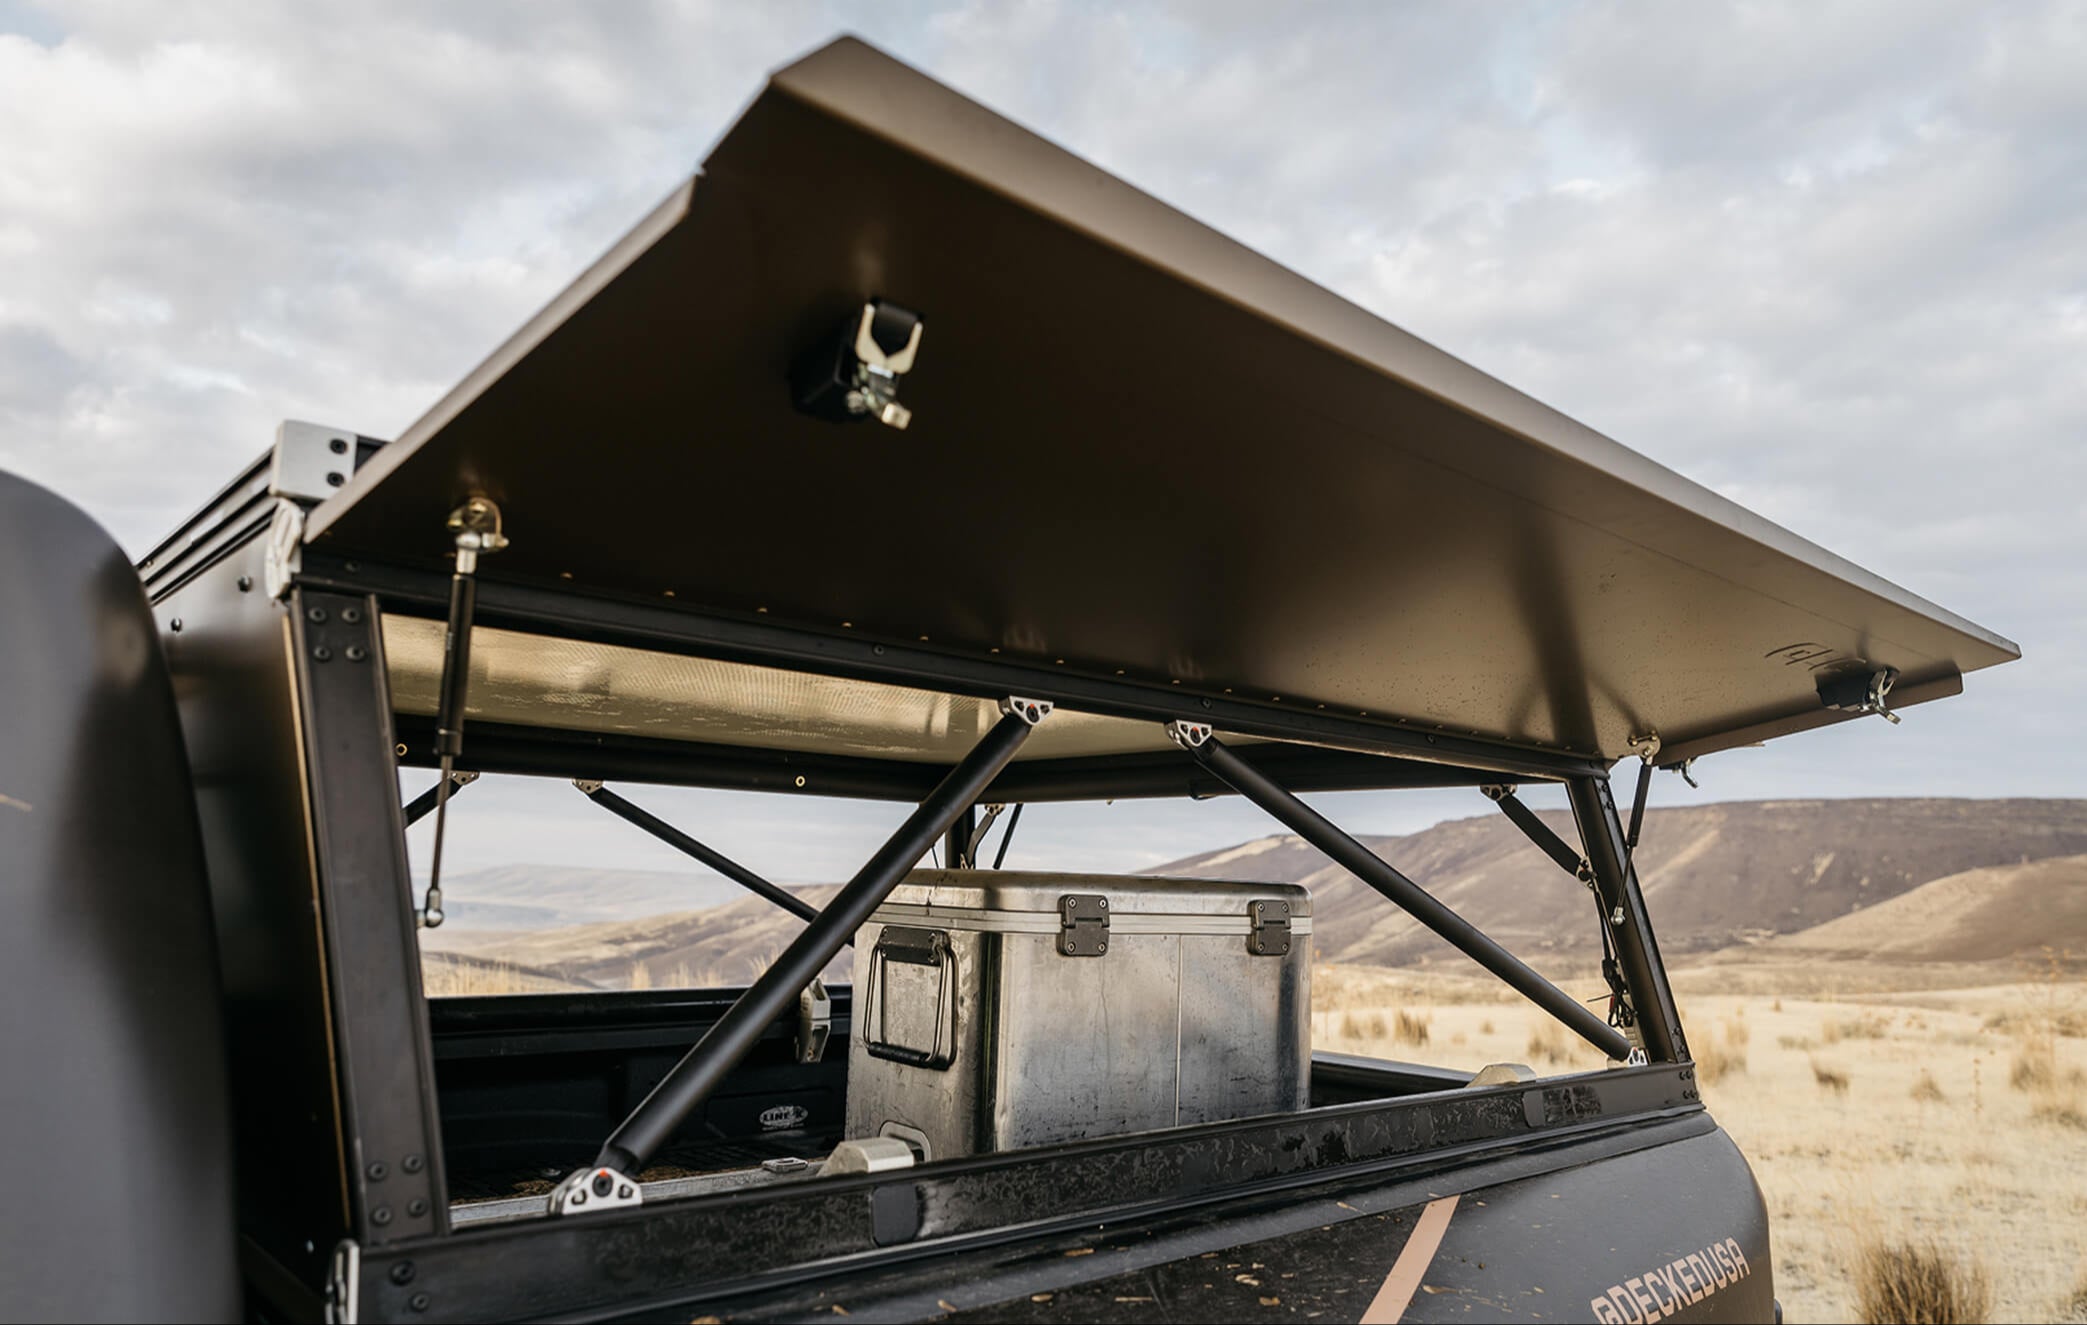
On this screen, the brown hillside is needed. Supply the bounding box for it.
[457,887,845,989]
[1153,799,2087,969]
[1749,854,2087,964]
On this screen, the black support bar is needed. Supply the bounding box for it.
[1626,760,1653,853]
[992,803,1024,869]
[1173,726,1631,1061]
[576,782,821,926]
[1567,776,1686,1062]
[401,770,477,828]
[304,553,1611,782]
[1480,785,1587,881]
[590,700,1047,1176]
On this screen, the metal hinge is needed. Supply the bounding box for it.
[324,1239,360,1324]
[262,497,304,599]
[798,977,832,1063]
[1058,893,1110,956]
[1247,899,1293,955]
[272,420,362,504]
[1164,719,1212,749]
[549,1164,642,1216]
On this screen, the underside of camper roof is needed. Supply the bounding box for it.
[306,36,2015,771]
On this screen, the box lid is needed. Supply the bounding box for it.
[873,870,1312,936]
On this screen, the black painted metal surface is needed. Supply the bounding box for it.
[393,711,1523,803]
[305,37,2012,765]
[150,532,350,1295]
[331,554,1607,782]
[353,1066,1732,1322]
[0,471,239,1321]
[293,589,454,1242]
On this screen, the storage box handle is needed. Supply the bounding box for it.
[863,925,958,1070]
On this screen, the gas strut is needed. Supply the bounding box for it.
[419,498,507,928]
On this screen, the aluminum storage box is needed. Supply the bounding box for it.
[846,870,1312,1160]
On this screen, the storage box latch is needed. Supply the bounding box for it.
[1058,894,1110,957]
[797,977,832,1063]
[1247,899,1292,956]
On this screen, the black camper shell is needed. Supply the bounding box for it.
[27,34,2016,1325]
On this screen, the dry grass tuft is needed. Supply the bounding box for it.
[1984,1009,2087,1038]
[1811,1057,1852,1095]
[1480,1018,1495,1035]
[1825,1014,1890,1044]
[1393,1009,1431,1047]
[1340,1009,1390,1040]
[2030,1091,2087,1130]
[1911,1071,1946,1104]
[1780,1034,1818,1051]
[1723,1013,1752,1051]
[1526,1020,1574,1066]
[1851,1238,1991,1325]
[1694,1021,1749,1085]
[421,956,551,997]
[2009,1030,2056,1092]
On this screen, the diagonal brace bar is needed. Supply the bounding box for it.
[402,769,478,828]
[1480,784,1588,882]
[576,781,821,927]
[584,698,1050,1182]
[1171,724,1629,1061]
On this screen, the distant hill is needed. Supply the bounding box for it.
[433,886,846,989]
[419,799,2087,989]
[1752,854,2087,964]
[1152,799,2087,968]
[414,864,752,931]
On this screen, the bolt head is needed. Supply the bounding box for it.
[390,1262,416,1286]
[591,1171,614,1198]
[370,1206,392,1226]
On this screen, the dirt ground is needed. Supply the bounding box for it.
[1314,964,2087,1324]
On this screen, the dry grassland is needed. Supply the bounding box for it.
[1314,962,2087,1324]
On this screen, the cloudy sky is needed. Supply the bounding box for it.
[3,2,2080,886]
